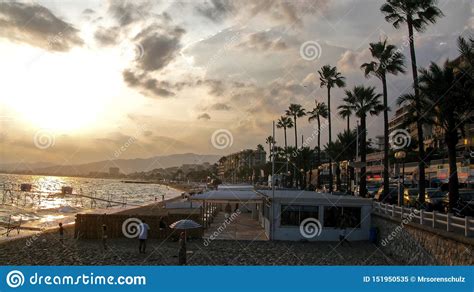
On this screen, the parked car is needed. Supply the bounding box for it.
[424,188,448,211]
[403,188,419,207]
[355,183,381,198]
[442,189,474,217]
[374,184,403,204]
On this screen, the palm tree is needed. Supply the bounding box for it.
[265,136,275,162]
[344,86,384,198]
[308,101,328,189]
[277,115,294,174]
[381,0,444,204]
[414,58,472,211]
[285,104,306,149]
[338,103,352,133]
[337,129,358,192]
[361,39,406,200]
[318,65,346,192]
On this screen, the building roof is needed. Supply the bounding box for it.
[217,184,254,191]
[259,190,373,206]
[190,189,263,202]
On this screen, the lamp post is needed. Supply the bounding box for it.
[394,150,406,206]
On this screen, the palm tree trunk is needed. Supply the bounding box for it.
[294,116,299,188]
[446,118,460,212]
[360,116,367,198]
[382,75,390,200]
[317,116,322,189]
[284,127,288,187]
[407,17,426,204]
[327,87,333,192]
[346,117,350,133]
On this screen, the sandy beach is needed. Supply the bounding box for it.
[0,222,394,265]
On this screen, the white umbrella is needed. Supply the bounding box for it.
[170,219,202,243]
[169,219,202,229]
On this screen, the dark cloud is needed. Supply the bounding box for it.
[123,70,175,98]
[107,0,153,26]
[82,8,95,15]
[195,0,235,22]
[133,24,185,72]
[197,113,211,120]
[210,103,231,111]
[0,2,83,51]
[94,26,120,46]
[195,0,328,26]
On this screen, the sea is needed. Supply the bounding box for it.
[0,173,181,235]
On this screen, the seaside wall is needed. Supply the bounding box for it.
[75,212,203,240]
[372,214,474,265]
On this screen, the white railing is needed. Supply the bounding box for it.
[373,202,474,238]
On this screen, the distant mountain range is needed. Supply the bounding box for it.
[0,153,220,176]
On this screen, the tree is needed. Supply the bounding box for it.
[308,101,328,189]
[265,136,275,162]
[277,115,294,175]
[381,0,444,204]
[414,55,472,211]
[285,104,306,149]
[318,65,346,192]
[337,129,358,191]
[361,39,406,201]
[338,103,352,133]
[344,86,384,197]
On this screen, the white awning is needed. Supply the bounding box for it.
[190,189,263,203]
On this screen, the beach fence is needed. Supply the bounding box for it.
[74,212,204,240]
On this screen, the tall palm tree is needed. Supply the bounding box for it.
[338,103,352,133]
[308,101,328,189]
[344,86,384,198]
[318,65,346,192]
[276,115,294,174]
[381,0,444,204]
[285,104,306,149]
[285,104,306,188]
[361,39,406,199]
[337,129,358,192]
[413,58,472,211]
[265,136,275,162]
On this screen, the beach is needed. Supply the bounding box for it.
[0,224,394,265]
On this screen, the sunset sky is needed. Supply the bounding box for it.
[0,0,472,165]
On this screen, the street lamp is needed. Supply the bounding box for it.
[394,150,406,206]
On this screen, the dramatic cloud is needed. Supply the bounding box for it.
[107,0,153,26]
[0,2,83,51]
[195,0,329,26]
[123,70,175,98]
[133,24,185,72]
[94,26,120,46]
[197,113,211,120]
[210,103,231,111]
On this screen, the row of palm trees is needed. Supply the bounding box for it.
[265,0,473,211]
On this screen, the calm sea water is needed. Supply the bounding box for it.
[0,173,181,230]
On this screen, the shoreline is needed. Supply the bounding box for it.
[0,184,188,245]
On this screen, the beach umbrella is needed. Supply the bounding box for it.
[169,219,201,229]
[169,219,202,242]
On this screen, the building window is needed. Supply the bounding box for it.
[323,206,361,228]
[280,205,319,226]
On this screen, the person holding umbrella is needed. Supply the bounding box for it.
[178,232,186,265]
